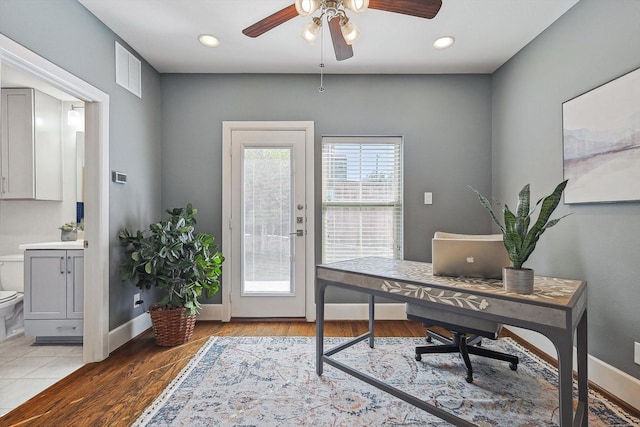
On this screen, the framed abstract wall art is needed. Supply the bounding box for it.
[562,67,640,204]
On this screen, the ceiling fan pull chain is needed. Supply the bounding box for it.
[318,19,326,92]
[319,63,325,92]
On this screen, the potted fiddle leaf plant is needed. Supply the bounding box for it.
[470,180,570,294]
[119,204,224,346]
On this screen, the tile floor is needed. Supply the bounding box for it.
[0,333,83,416]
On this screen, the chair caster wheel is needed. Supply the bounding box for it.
[415,354,422,361]
[426,336,433,343]
[466,375,473,383]
[509,362,518,371]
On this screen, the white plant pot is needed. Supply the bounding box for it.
[61,230,78,241]
[503,267,534,294]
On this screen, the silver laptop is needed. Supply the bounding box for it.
[432,232,510,279]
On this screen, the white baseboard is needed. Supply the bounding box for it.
[107,306,223,351]
[108,312,151,353]
[196,304,224,321]
[194,303,408,321]
[506,326,640,410]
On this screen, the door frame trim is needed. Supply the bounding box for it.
[0,34,110,361]
[222,121,315,321]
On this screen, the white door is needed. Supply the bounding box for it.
[229,129,307,317]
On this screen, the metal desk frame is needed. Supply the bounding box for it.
[316,258,588,427]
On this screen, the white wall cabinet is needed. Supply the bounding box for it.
[0,88,62,200]
[24,249,83,342]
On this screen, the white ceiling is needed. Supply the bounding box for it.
[76,0,580,75]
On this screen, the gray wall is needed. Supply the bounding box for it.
[492,0,640,378]
[161,73,493,303]
[0,0,164,329]
[9,0,634,384]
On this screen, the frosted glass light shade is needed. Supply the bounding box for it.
[343,0,369,13]
[67,109,80,126]
[295,0,321,16]
[301,18,322,44]
[340,18,361,45]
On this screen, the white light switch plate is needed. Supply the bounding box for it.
[424,192,433,205]
[635,342,640,365]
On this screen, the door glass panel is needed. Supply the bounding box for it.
[242,148,293,294]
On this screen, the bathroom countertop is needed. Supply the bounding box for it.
[19,240,85,250]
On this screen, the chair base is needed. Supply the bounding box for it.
[415,330,518,383]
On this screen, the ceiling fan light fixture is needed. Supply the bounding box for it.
[301,17,323,44]
[343,0,369,13]
[339,17,361,45]
[198,34,220,48]
[295,0,321,16]
[433,36,455,49]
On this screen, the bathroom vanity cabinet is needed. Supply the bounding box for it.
[24,249,84,343]
[0,88,63,200]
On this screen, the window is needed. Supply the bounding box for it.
[321,136,403,263]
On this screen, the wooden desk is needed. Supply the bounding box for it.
[316,257,588,427]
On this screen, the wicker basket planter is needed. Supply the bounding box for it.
[149,305,196,346]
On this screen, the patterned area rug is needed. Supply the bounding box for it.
[133,336,638,426]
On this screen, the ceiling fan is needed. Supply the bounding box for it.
[242,0,443,61]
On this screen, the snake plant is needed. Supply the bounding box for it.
[471,180,571,270]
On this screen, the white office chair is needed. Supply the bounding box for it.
[406,232,519,383]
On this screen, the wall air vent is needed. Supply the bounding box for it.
[115,41,141,98]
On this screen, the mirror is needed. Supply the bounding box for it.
[1,62,86,240]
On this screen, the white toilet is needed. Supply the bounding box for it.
[0,253,24,342]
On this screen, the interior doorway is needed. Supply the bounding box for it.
[0,34,110,363]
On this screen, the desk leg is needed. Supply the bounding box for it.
[556,333,575,426]
[576,310,588,427]
[368,294,375,348]
[553,309,588,427]
[316,281,326,376]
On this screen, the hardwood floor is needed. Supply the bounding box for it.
[3,320,638,426]
[0,321,426,427]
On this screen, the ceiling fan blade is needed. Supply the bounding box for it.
[328,18,354,61]
[368,0,442,19]
[242,4,298,38]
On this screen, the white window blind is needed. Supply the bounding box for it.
[322,136,403,263]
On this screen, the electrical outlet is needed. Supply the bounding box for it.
[635,342,640,365]
[134,293,141,308]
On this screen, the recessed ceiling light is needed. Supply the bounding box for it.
[198,34,220,48]
[433,36,455,49]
